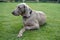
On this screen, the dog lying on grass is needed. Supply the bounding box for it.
[12,3,46,37]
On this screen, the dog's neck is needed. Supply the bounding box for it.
[23,10,32,20]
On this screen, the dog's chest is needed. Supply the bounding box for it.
[23,17,35,26]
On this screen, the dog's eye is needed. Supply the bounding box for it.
[18,7,21,9]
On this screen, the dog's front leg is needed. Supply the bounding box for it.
[17,27,25,38]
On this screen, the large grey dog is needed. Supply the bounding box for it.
[12,3,46,37]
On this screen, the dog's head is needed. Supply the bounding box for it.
[12,3,32,18]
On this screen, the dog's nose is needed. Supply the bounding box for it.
[12,11,14,14]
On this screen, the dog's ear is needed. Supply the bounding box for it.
[23,4,32,15]
[29,9,32,14]
[24,5,30,11]
[24,5,25,9]
[22,5,25,14]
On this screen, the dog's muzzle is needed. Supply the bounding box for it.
[12,11,19,16]
[12,11,15,15]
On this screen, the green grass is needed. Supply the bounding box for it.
[0,2,60,40]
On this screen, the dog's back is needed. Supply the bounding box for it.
[35,11,46,25]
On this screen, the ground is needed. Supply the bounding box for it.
[0,2,60,40]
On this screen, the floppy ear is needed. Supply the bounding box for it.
[24,5,31,14]
[24,5,25,9]
[29,9,32,14]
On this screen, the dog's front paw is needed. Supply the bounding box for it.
[17,33,22,38]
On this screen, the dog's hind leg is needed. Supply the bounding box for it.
[25,24,40,30]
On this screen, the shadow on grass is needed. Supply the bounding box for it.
[40,23,47,28]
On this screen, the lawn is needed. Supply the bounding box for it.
[0,2,60,40]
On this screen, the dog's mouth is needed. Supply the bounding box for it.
[23,16,30,18]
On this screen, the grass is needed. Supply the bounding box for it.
[0,2,60,40]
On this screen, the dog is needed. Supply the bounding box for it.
[12,3,46,37]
